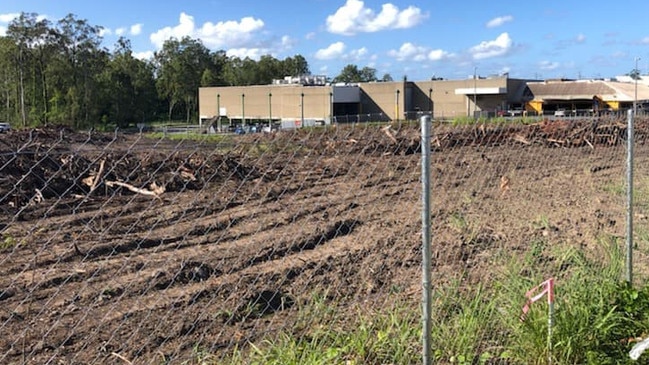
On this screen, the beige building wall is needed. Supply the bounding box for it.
[413,77,509,118]
[198,76,525,123]
[199,85,333,123]
[358,81,405,120]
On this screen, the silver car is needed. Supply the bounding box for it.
[0,122,10,133]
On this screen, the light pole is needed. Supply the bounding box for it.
[216,93,221,132]
[395,89,400,123]
[241,93,245,126]
[428,87,433,117]
[268,92,272,130]
[473,66,477,118]
[635,57,641,114]
[300,92,305,127]
[329,91,334,125]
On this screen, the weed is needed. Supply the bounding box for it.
[532,215,551,230]
[1,234,17,250]
[215,240,649,365]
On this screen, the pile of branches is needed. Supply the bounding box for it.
[0,128,258,211]
[432,117,649,150]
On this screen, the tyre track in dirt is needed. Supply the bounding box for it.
[1,151,420,363]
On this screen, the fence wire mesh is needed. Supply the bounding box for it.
[1,116,648,364]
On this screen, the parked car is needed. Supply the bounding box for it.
[554,109,566,117]
[0,122,10,133]
[234,125,246,135]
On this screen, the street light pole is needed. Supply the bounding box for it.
[241,93,245,126]
[268,93,272,130]
[395,89,400,123]
[329,91,334,125]
[473,66,477,118]
[300,92,305,127]
[635,57,641,114]
[216,93,221,132]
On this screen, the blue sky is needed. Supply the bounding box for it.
[1,0,648,81]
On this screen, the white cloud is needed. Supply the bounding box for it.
[150,12,265,50]
[226,48,266,59]
[0,13,20,23]
[388,42,453,62]
[539,60,560,70]
[486,15,513,28]
[428,49,452,61]
[575,33,585,43]
[315,42,346,60]
[469,32,512,60]
[115,27,126,36]
[280,35,295,51]
[130,23,143,36]
[0,25,6,36]
[305,32,316,40]
[99,28,112,37]
[326,0,427,35]
[641,36,649,45]
[133,50,154,60]
[388,42,427,61]
[349,47,368,61]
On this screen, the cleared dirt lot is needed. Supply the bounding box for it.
[1,119,648,364]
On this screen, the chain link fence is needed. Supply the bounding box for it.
[1,115,648,364]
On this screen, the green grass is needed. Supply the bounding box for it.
[602,177,649,214]
[146,131,234,143]
[206,236,649,365]
[0,234,17,251]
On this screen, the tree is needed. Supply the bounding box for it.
[200,50,228,87]
[629,68,642,80]
[100,37,157,128]
[0,37,19,123]
[381,73,393,82]
[282,55,310,76]
[257,55,282,85]
[52,13,106,127]
[6,13,54,126]
[154,36,212,122]
[333,64,378,83]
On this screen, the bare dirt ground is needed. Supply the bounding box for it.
[1,118,649,364]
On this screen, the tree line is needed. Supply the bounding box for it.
[0,12,391,129]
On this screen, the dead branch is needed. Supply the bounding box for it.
[31,188,44,204]
[105,181,164,198]
[110,352,133,365]
[90,159,106,193]
[382,126,398,144]
[500,176,510,196]
[512,134,531,145]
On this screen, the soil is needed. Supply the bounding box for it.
[1,118,648,364]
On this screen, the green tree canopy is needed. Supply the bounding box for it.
[333,64,378,83]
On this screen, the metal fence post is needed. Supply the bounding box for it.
[627,109,635,284]
[420,115,432,365]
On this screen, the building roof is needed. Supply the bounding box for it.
[527,80,649,102]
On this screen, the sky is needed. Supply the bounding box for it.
[1,0,649,81]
